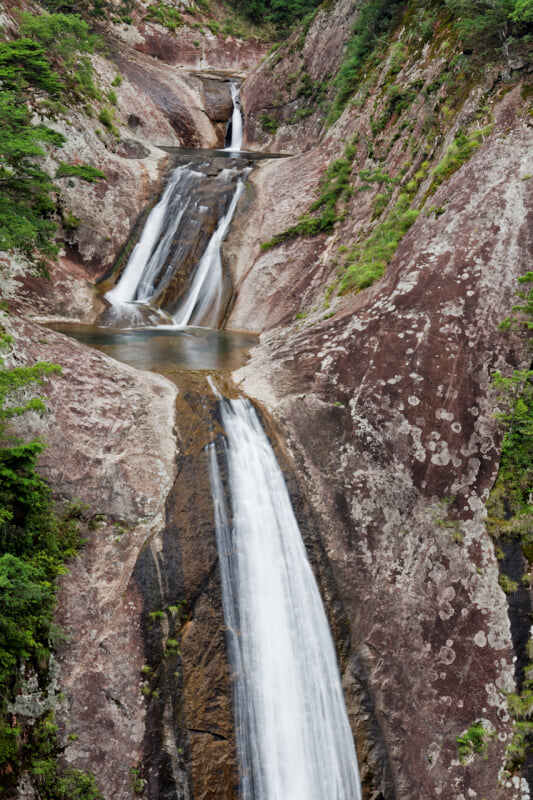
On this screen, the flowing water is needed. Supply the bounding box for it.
[58,81,362,798]
[225,83,243,151]
[172,168,250,327]
[209,397,362,800]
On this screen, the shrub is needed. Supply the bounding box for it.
[55,162,107,182]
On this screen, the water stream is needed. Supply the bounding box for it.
[57,81,362,798]
[209,397,362,800]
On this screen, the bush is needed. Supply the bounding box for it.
[55,163,106,183]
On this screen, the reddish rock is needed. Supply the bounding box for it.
[230,84,533,799]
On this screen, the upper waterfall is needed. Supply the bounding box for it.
[225,82,243,152]
[209,397,362,800]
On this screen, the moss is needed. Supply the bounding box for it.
[262,137,357,249]
[456,721,493,763]
[339,193,419,293]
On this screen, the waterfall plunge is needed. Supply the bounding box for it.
[209,398,362,800]
[225,83,243,152]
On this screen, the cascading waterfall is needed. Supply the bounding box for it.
[209,396,362,800]
[225,82,243,152]
[105,164,203,308]
[105,164,248,328]
[173,168,250,327]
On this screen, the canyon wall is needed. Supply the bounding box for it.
[224,3,533,798]
[3,0,533,799]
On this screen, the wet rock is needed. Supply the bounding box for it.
[199,77,234,122]
[134,376,238,800]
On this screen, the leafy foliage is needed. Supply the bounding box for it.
[0,330,88,791]
[20,12,101,99]
[228,0,323,30]
[262,138,357,248]
[0,92,65,263]
[145,2,183,30]
[456,720,492,762]
[445,0,533,54]
[339,192,419,293]
[55,163,106,183]
[487,273,533,550]
[0,11,103,265]
[329,0,406,124]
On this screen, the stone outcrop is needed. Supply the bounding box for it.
[225,38,533,800]
[5,315,178,800]
[241,0,359,153]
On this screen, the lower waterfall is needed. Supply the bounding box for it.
[209,397,362,800]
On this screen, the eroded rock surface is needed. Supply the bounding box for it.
[229,84,533,800]
[5,315,177,800]
[241,0,359,153]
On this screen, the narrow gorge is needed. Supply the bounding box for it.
[1,1,533,800]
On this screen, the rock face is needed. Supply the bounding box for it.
[241,0,359,153]
[5,315,177,800]
[134,377,238,800]
[225,33,533,800]
[5,1,533,799]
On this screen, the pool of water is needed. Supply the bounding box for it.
[48,323,258,374]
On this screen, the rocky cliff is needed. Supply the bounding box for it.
[224,2,533,798]
[3,0,533,799]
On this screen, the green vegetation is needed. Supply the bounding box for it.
[487,272,533,551]
[329,0,406,124]
[445,0,533,57]
[340,193,419,292]
[429,125,494,193]
[228,0,322,30]
[259,113,279,134]
[0,11,104,267]
[456,720,493,762]
[262,138,357,249]
[503,638,533,772]
[0,93,65,265]
[55,163,107,183]
[145,2,183,30]
[20,12,101,100]
[0,329,101,794]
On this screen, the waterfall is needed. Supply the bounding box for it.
[105,164,248,328]
[105,165,203,307]
[172,168,250,327]
[225,83,243,152]
[209,397,362,800]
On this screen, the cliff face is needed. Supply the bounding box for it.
[224,4,533,799]
[4,1,533,799]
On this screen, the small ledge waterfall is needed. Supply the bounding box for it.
[209,397,362,800]
[225,82,243,152]
[172,168,250,327]
[105,82,246,328]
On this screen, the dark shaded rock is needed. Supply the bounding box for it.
[199,77,234,122]
[135,376,238,800]
[118,138,151,159]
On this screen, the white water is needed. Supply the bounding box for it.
[172,169,250,327]
[105,163,249,328]
[209,398,362,800]
[225,83,243,152]
[106,165,202,307]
